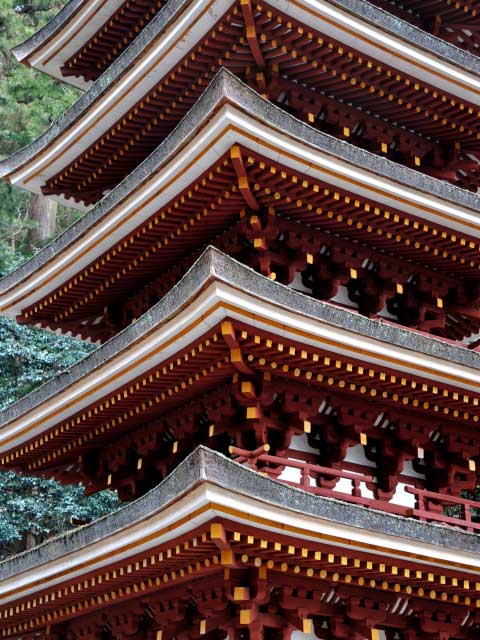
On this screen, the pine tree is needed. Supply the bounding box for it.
[0,2,120,559]
[0,0,80,271]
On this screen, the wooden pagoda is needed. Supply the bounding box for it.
[0,1,480,639]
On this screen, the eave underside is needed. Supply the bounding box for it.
[2,257,480,503]
[6,521,480,640]
[368,0,480,56]
[59,0,168,82]
[0,450,480,640]
[12,0,168,88]
[15,0,480,86]
[8,0,480,207]
[24,318,480,498]
[11,142,480,344]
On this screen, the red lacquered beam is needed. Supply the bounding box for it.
[405,486,480,533]
[231,447,480,533]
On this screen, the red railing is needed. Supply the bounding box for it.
[230,446,480,534]
[404,487,480,533]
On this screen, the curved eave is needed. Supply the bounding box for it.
[330,0,480,71]
[1,70,480,321]
[2,0,480,209]
[12,0,125,90]
[1,246,480,458]
[13,0,480,91]
[0,446,479,610]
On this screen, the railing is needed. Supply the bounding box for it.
[229,445,480,534]
[405,487,480,533]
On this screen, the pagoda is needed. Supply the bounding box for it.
[0,1,480,639]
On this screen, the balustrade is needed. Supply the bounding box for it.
[230,446,480,534]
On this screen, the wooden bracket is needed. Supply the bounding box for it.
[222,320,254,374]
[240,0,266,69]
[230,146,260,211]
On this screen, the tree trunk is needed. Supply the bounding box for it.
[27,194,57,249]
[25,532,36,550]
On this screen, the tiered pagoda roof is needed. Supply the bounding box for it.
[368,0,480,56]
[12,0,169,88]
[1,447,480,640]
[3,447,480,640]
[2,0,480,209]
[1,72,480,344]
[1,1,480,639]
[15,0,480,91]
[0,248,479,503]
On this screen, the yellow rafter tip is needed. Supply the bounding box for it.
[247,407,261,419]
[240,610,252,625]
[221,320,233,335]
[234,587,250,601]
[210,522,225,539]
[221,549,234,566]
[303,620,313,634]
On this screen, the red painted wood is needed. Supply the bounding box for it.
[369,0,480,55]
[5,323,480,504]
[43,1,480,205]
[60,1,169,81]
[23,150,480,343]
[230,447,480,534]
[4,522,480,640]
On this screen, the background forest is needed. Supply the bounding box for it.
[0,0,119,558]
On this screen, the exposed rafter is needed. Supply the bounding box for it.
[39,1,480,205]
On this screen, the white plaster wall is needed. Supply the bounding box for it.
[292,627,386,640]
[291,276,424,333]
[283,434,423,508]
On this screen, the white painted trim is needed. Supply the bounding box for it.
[287,0,480,96]
[1,104,478,317]
[0,480,479,608]
[25,0,124,89]
[1,278,480,455]
[10,0,480,191]
[10,0,232,189]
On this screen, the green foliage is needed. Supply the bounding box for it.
[0,472,119,559]
[0,0,79,155]
[0,0,81,273]
[0,317,121,560]
[0,316,94,409]
[0,2,120,559]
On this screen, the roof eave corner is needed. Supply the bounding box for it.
[9,0,86,70]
